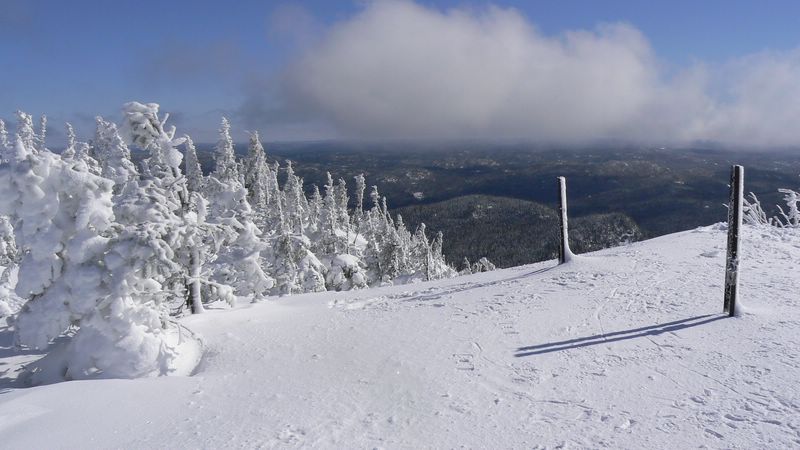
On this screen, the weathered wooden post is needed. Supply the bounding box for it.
[557,176,572,264]
[724,165,744,317]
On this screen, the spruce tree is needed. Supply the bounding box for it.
[243,131,271,215]
[0,119,9,157]
[62,123,77,160]
[183,135,205,194]
[213,117,239,184]
[15,111,36,152]
[36,115,47,151]
[93,117,139,191]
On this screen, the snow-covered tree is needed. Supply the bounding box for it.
[122,101,223,313]
[315,172,348,254]
[429,231,452,279]
[0,215,16,269]
[283,161,307,234]
[0,119,9,156]
[243,131,271,214]
[62,123,77,160]
[776,189,800,227]
[744,188,800,228]
[326,253,368,291]
[15,111,36,152]
[473,257,496,273]
[93,117,139,190]
[395,214,413,251]
[183,135,205,194]
[354,174,366,223]
[36,115,47,151]
[270,231,326,295]
[307,185,323,233]
[335,178,350,228]
[203,118,275,301]
[0,131,194,381]
[460,257,473,275]
[213,117,239,184]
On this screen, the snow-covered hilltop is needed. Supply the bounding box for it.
[0,103,461,382]
[1,224,799,448]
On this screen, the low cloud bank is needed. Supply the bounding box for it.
[268,1,800,147]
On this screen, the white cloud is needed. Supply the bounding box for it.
[271,0,800,147]
[697,50,800,147]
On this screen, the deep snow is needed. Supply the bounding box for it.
[1,225,799,448]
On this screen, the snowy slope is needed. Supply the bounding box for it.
[1,225,799,449]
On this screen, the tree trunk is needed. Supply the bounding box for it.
[188,247,204,314]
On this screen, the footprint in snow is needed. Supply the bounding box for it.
[453,353,475,371]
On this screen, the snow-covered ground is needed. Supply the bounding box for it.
[1,225,799,448]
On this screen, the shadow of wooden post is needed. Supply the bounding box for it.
[724,165,744,317]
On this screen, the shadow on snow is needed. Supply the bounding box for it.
[514,314,727,358]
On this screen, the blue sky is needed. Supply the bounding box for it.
[3,0,800,145]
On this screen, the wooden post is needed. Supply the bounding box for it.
[557,176,571,264]
[724,165,743,317]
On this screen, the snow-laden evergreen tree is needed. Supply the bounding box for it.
[361,186,386,281]
[203,118,275,301]
[0,215,18,315]
[183,135,205,194]
[243,131,271,218]
[93,117,138,191]
[122,102,234,312]
[77,140,102,175]
[213,117,239,184]
[460,257,473,275]
[354,174,366,224]
[0,130,196,381]
[0,216,16,269]
[777,188,800,227]
[0,216,20,317]
[395,214,413,252]
[0,121,18,316]
[183,135,205,193]
[0,122,10,274]
[62,123,77,160]
[0,119,9,157]
[316,173,342,254]
[326,252,368,291]
[124,102,187,204]
[283,161,307,234]
[15,111,36,152]
[411,223,433,280]
[307,185,323,233]
[429,231,455,279]
[745,187,800,228]
[36,115,47,152]
[378,225,406,281]
[335,178,350,229]
[270,230,326,295]
[61,121,101,175]
[473,257,496,273]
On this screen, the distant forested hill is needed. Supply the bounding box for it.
[165,143,798,267]
[395,195,642,268]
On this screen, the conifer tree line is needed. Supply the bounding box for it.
[0,102,465,380]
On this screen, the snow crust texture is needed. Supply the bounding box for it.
[1,225,799,448]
